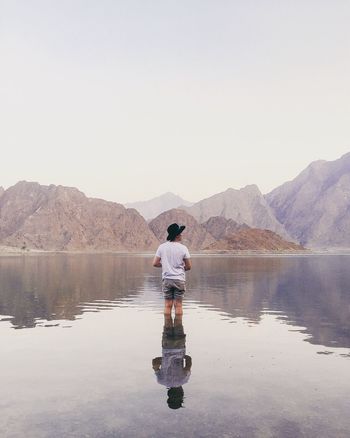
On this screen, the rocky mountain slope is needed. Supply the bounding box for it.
[202,216,249,240]
[0,181,159,250]
[125,192,193,220]
[265,153,350,247]
[201,216,303,251]
[149,209,215,250]
[182,185,290,239]
[0,181,307,252]
[205,228,304,251]
[149,209,303,251]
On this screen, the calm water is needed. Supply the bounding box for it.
[0,254,350,438]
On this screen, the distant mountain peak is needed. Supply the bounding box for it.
[163,191,179,197]
[241,184,261,194]
[125,192,193,220]
[225,184,260,193]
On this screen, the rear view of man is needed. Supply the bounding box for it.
[153,223,192,315]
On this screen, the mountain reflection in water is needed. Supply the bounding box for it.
[0,254,349,350]
[0,254,150,328]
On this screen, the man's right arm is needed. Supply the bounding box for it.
[153,256,162,268]
[153,246,162,267]
[184,246,191,271]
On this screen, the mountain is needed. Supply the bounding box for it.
[0,181,159,251]
[149,209,301,252]
[265,152,350,247]
[202,216,303,251]
[0,186,4,198]
[149,209,215,250]
[205,229,304,251]
[202,216,249,240]
[0,181,307,252]
[182,184,290,239]
[125,192,193,220]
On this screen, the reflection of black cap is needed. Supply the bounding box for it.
[167,387,184,409]
[167,223,186,241]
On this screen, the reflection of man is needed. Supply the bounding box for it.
[152,315,192,409]
[152,223,192,316]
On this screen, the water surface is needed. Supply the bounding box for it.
[0,254,349,437]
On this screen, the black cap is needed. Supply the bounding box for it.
[166,223,186,241]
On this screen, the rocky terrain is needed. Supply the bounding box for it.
[182,185,290,239]
[148,209,303,252]
[7,153,350,253]
[0,181,307,252]
[125,192,193,220]
[0,181,159,251]
[202,216,249,240]
[201,216,303,251]
[266,152,350,247]
[149,208,215,250]
[205,228,304,251]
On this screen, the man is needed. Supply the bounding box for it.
[153,223,192,315]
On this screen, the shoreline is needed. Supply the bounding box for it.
[2,246,350,257]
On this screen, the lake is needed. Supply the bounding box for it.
[0,254,349,438]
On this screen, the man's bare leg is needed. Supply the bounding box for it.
[164,313,173,328]
[174,298,183,315]
[164,299,173,315]
[174,313,183,326]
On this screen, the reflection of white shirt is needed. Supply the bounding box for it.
[155,348,191,388]
[155,242,191,281]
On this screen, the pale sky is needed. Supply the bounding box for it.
[1,0,349,203]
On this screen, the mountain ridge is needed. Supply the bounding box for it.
[265,152,350,247]
[125,192,193,220]
[149,208,216,250]
[0,181,159,251]
[4,151,350,251]
[181,184,291,240]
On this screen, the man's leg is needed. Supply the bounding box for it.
[164,299,173,315]
[173,281,185,315]
[173,313,182,326]
[162,280,174,315]
[174,298,183,315]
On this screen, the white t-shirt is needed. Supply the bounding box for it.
[155,348,191,388]
[155,241,191,281]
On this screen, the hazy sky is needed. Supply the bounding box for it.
[1,1,349,203]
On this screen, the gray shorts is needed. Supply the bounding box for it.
[162,279,186,300]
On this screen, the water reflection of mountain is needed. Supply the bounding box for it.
[1,255,349,349]
[272,257,350,349]
[0,255,146,329]
[187,256,350,349]
[187,257,287,323]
